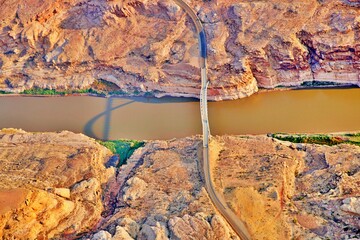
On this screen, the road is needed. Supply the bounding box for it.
[172,1,252,239]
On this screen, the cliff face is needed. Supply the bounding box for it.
[0,130,239,239]
[0,129,115,239]
[0,130,359,239]
[93,137,240,240]
[211,135,360,240]
[0,0,359,100]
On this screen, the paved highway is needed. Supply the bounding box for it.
[172,1,252,239]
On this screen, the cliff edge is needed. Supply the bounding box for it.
[1,129,359,239]
[0,0,359,100]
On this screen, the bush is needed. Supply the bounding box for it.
[22,88,65,95]
[20,87,106,96]
[98,140,145,166]
[271,133,360,146]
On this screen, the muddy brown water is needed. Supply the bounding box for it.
[0,89,359,140]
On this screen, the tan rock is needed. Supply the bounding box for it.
[91,137,237,239]
[122,177,148,203]
[91,230,112,240]
[341,197,360,215]
[138,222,169,240]
[0,129,114,239]
[168,214,212,240]
[211,135,360,239]
[1,0,359,99]
[117,218,139,239]
[53,188,71,199]
[113,226,134,240]
[211,215,233,240]
[1,130,359,239]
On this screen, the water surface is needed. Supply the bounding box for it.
[0,89,359,140]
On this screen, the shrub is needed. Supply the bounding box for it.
[271,133,360,147]
[98,139,145,166]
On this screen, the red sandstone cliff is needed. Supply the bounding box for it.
[0,0,359,100]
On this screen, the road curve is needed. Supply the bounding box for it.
[172,1,252,239]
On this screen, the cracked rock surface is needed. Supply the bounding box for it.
[212,135,360,239]
[92,137,240,240]
[1,130,359,239]
[1,0,359,100]
[0,129,115,239]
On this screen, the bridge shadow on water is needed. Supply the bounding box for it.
[83,96,199,140]
[83,97,135,140]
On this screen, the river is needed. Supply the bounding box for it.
[0,88,359,140]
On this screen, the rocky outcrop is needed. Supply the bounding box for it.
[0,130,239,239]
[0,129,115,239]
[1,130,359,239]
[88,134,360,240]
[211,135,360,240]
[91,138,240,240]
[0,0,359,100]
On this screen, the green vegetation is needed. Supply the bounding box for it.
[98,139,145,166]
[271,133,360,147]
[0,82,161,97]
[300,81,342,87]
[22,88,66,95]
[344,133,360,137]
[20,87,106,96]
[109,90,127,95]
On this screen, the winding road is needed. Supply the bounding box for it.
[172,1,252,239]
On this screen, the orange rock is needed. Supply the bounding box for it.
[1,0,358,99]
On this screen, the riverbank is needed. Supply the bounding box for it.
[0,81,359,101]
[0,129,359,239]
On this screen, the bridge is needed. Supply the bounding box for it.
[172,1,251,239]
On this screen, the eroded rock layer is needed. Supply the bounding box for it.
[1,130,359,239]
[0,0,359,100]
[211,135,360,239]
[0,129,115,239]
[92,137,240,240]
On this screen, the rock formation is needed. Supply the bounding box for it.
[0,129,359,239]
[211,135,360,239]
[0,129,115,239]
[0,0,359,100]
[93,137,240,240]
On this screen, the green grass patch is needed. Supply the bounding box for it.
[20,87,106,96]
[0,90,11,94]
[22,88,66,95]
[271,133,360,147]
[98,139,145,166]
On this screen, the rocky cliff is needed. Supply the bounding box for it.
[0,129,239,239]
[0,0,359,100]
[0,129,115,239]
[1,129,359,239]
[211,135,360,239]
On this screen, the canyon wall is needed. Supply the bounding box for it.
[0,129,239,239]
[0,0,359,100]
[0,129,115,239]
[1,130,359,239]
[211,135,360,239]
